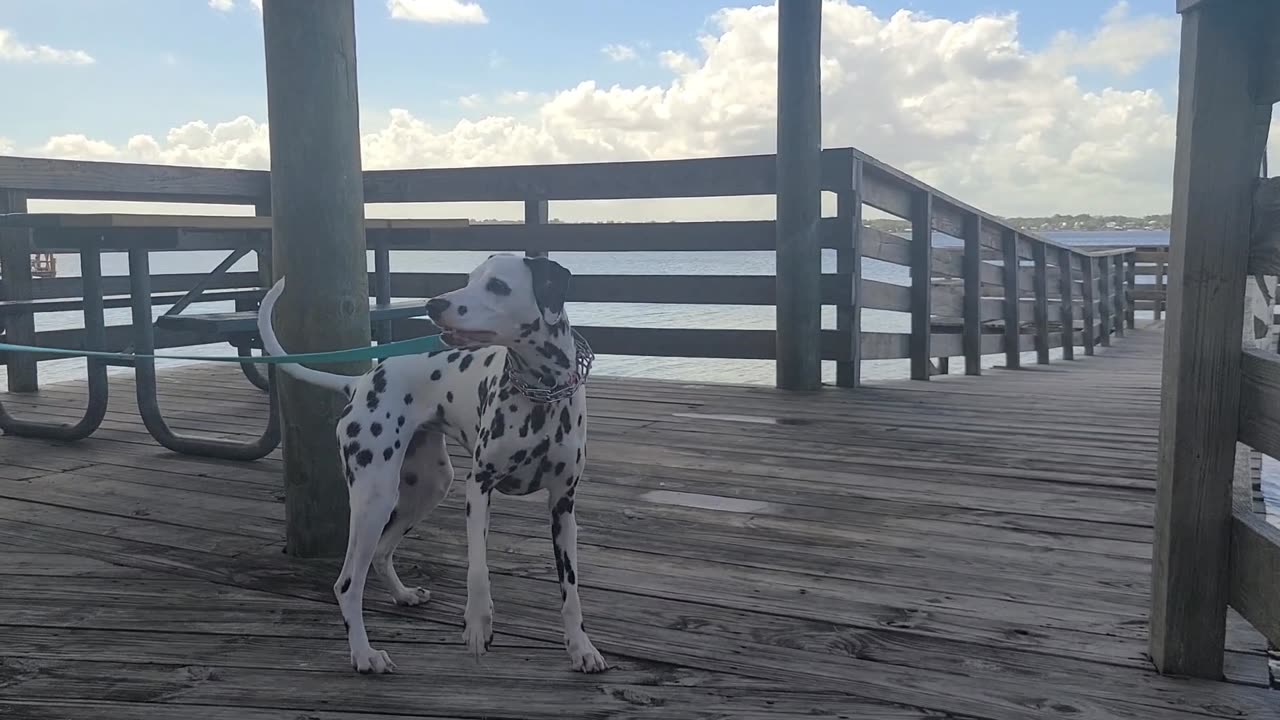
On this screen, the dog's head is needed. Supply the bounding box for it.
[425,253,572,348]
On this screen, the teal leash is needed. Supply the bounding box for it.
[0,334,450,365]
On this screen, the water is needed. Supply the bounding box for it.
[8,229,1277,516]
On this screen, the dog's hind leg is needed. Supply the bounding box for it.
[334,452,401,674]
[548,485,608,673]
[460,474,495,658]
[374,429,453,606]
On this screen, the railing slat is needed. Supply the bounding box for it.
[1228,501,1280,647]
[1238,348,1280,461]
[1001,229,1020,370]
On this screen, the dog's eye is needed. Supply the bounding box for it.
[486,278,511,296]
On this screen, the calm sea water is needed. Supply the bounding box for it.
[9,229,1277,515]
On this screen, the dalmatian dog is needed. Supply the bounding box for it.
[256,253,606,675]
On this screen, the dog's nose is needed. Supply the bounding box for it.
[425,298,451,320]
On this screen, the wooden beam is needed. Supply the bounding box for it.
[1033,242,1050,364]
[262,0,369,559]
[1000,229,1020,369]
[1097,257,1112,348]
[1254,0,1280,104]
[1112,255,1125,338]
[0,190,38,392]
[962,214,982,375]
[909,190,932,380]
[1081,259,1096,355]
[834,155,863,388]
[1238,348,1280,461]
[774,0,822,391]
[1228,501,1280,647]
[1251,177,1280,275]
[1058,248,1075,360]
[1149,0,1264,679]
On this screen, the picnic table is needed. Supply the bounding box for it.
[0,212,468,460]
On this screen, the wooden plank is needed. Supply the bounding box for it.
[1097,258,1112,348]
[1001,228,1020,370]
[1238,348,1280,461]
[0,156,266,204]
[1255,0,1280,104]
[1059,248,1076,360]
[1033,242,1051,364]
[1251,176,1280,275]
[909,190,932,380]
[1228,500,1280,647]
[1149,0,1265,679]
[1112,255,1126,338]
[835,157,863,387]
[774,0,823,391]
[962,213,982,375]
[262,0,367,558]
[0,190,38,391]
[1081,259,1097,356]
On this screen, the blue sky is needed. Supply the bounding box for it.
[3,0,1176,148]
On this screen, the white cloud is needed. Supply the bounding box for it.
[1046,1,1178,76]
[0,137,13,155]
[208,0,260,12]
[388,0,488,25]
[0,28,94,65]
[457,93,482,108]
[18,1,1193,217]
[602,44,638,62]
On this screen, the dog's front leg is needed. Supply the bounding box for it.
[549,488,608,672]
[461,473,494,658]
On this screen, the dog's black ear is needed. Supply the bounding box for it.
[523,256,571,319]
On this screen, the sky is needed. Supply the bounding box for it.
[0,0,1228,219]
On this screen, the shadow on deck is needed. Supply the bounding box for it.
[0,325,1275,719]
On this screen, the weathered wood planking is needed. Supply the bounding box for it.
[1228,498,1280,648]
[1150,0,1267,679]
[1252,177,1280,275]
[1238,348,1280,462]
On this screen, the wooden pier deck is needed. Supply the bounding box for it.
[0,324,1274,719]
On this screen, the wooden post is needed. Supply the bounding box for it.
[909,191,932,380]
[1098,258,1112,347]
[1058,248,1075,360]
[1000,229,1020,370]
[524,199,548,259]
[1082,259,1097,356]
[834,153,863,388]
[775,0,822,391]
[1155,259,1166,321]
[1112,255,1126,337]
[1033,242,1050,364]
[962,214,982,375]
[262,0,370,559]
[1126,254,1137,329]
[0,190,37,392]
[1149,0,1264,679]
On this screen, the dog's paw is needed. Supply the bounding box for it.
[350,647,397,674]
[567,637,608,673]
[461,613,494,659]
[391,586,431,607]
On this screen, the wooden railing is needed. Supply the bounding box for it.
[1148,0,1280,681]
[0,150,1135,391]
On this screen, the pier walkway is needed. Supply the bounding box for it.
[0,323,1274,719]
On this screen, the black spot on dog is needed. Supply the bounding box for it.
[489,407,506,441]
[404,471,417,486]
[465,501,471,516]
[383,447,394,462]
[343,440,361,459]
[431,369,442,381]
[370,422,383,437]
[484,353,497,367]
[576,448,582,464]
[531,437,551,459]
[372,368,387,394]
[365,390,379,412]
[355,449,373,467]
[397,415,405,428]
[341,578,351,593]
[457,305,469,316]
[436,404,446,422]
[446,391,455,403]
[509,449,528,465]
[459,354,474,372]
[555,461,566,476]
[404,393,413,405]
[339,404,354,419]
[346,421,361,438]
[556,407,572,442]
[345,467,355,486]
[447,352,461,363]
[577,414,584,427]
[508,404,518,413]
[519,319,540,337]
[538,341,572,369]
[394,440,401,449]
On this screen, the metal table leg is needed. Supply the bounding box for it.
[128,249,280,460]
[0,245,109,440]
[236,342,271,392]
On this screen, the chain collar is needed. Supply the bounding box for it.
[502,330,594,403]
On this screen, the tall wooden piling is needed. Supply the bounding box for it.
[262,0,370,558]
[774,0,823,391]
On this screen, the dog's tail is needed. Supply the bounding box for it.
[257,277,358,396]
